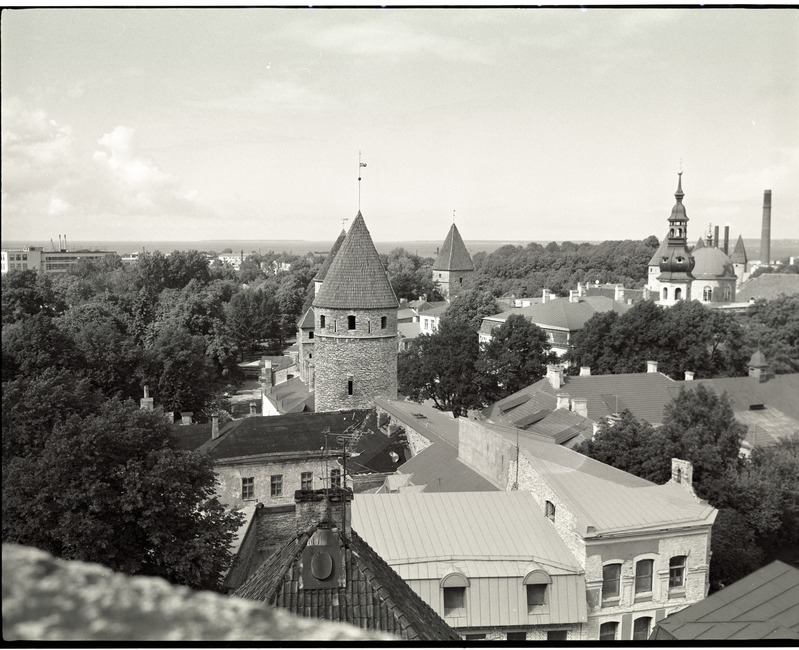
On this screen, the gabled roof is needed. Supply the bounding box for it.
[730,233,748,264]
[298,306,315,330]
[313,213,398,310]
[433,223,474,272]
[737,273,799,301]
[234,524,461,641]
[313,230,347,282]
[481,296,630,333]
[263,376,314,415]
[652,561,799,640]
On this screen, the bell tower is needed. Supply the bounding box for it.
[657,172,695,305]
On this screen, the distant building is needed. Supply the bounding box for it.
[1,246,117,274]
[432,223,474,301]
[737,273,799,302]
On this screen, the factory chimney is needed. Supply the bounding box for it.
[723,226,730,255]
[713,225,719,249]
[760,190,772,266]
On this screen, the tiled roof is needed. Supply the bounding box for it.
[485,372,677,426]
[233,524,461,641]
[688,374,799,421]
[198,410,389,467]
[736,274,799,301]
[652,560,799,640]
[648,233,670,266]
[433,223,474,271]
[313,230,347,282]
[482,296,630,334]
[298,307,315,330]
[730,234,748,264]
[172,423,219,451]
[313,213,398,309]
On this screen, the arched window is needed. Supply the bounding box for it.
[523,570,551,613]
[662,287,668,301]
[703,286,712,302]
[599,622,619,641]
[633,616,652,641]
[675,287,682,300]
[545,501,556,522]
[441,573,469,617]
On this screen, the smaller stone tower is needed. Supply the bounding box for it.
[730,234,749,285]
[657,172,695,305]
[432,223,474,301]
[312,212,399,412]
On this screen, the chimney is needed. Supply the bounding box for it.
[577,282,585,297]
[646,360,658,374]
[723,226,730,255]
[249,402,257,416]
[140,385,154,411]
[211,413,220,439]
[684,370,695,381]
[761,190,772,266]
[546,365,564,389]
[295,487,352,537]
[164,411,175,425]
[571,397,588,419]
[713,225,719,249]
[580,366,591,377]
[569,290,579,303]
[542,288,551,303]
[556,393,571,410]
[180,411,193,425]
[671,458,697,497]
[614,285,623,302]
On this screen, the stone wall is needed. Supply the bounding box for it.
[433,269,472,300]
[314,307,398,412]
[2,544,390,642]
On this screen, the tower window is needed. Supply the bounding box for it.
[367,320,371,333]
[347,376,353,395]
[348,315,356,329]
[320,315,326,328]
[381,316,387,329]
[703,286,712,302]
[662,287,668,300]
[675,287,682,300]
[308,331,314,339]
[330,468,342,488]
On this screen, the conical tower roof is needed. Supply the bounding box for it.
[433,223,474,271]
[314,229,347,282]
[731,234,748,264]
[694,236,705,250]
[313,212,398,309]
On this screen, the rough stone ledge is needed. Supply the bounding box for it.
[2,544,392,642]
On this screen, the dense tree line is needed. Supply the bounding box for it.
[577,386,799,592]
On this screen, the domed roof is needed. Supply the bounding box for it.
[691,246,736,280]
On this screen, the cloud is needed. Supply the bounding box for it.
[202,77,341,115]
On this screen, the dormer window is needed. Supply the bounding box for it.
[441,573,469,617]
[523,570,551,614]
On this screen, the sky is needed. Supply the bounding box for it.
[2,7,798,244]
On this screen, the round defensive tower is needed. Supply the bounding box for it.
[312,212,399,412]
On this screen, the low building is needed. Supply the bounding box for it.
[418,302,449,334]
[1,246,118,274]
[651,560,799,640]
[352,491,588,641]
[233,488,461,641]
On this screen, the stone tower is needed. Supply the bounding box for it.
[657,172,695,305]
[731,233,749,284]
[312,212,399,412]
[432,223,474,301]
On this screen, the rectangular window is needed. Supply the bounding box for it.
[347,315,356,329]
[270,474,283,497]
[506,632,526,641]
[241,477,254,500]
[330,468,342,488]
[308,331,314,339]
[367,320,371,333]
[320,315,325,328]
[635,559,654,594]
[347,379,353,396]
[599,622,618,641]
[603,564,621,602]
[526,584,546,612]
[669,556,686,589]
[301,471,313,491]
[632,617,652,641]
[547,630,567,641]
[443,587,465,616]
[381,316,387,329]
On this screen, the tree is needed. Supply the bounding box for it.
[1,269,63,324]
[1,313,82,383]
[575,410,677,484]
[742,296,799,374]
[2,398,243,590]
[477,314,557,402]
[443,289,500,331]
[709,509,764,592]
[398,318,483,416]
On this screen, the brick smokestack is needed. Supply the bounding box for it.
[723,226,730,255]
[761,190,772,266]
[713,225,719,249]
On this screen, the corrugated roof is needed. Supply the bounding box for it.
[312,229,347,282]
[264,376,314,415]
[234,523,462,641]
[652,561,799,640]
[351,492,581,572]
[313,213,398,309]
[736,274,799,301]
[432,224,474,271]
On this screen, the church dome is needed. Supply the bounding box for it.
[691,247,736,280]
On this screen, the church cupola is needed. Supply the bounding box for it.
[657,172,695,304]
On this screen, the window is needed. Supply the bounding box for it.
[333,319,337,332]
[347,378,353,396]
[602,563,621,602]
[464,634,485,640]
[506,632,526,641]
[675,287,682,300]
[632,616,652,641]
[662,287,668,300]
[241,477,254,500]
[443,587,465,616]
[703,286,712,302]
[545,500,556,522]
[635,559,654,595]
[270,474,283,497]
[724,285,732,301]
[301,472,313,491]
[599,622,618,641]
[320,315,325,328]
[547,630,567,641]
[381,316,387,329]
[669,556,686,590]
[330,468,342,488]
[367,320,371,333]
[347,315,356,330]
[308,331,314,339]
[526,584,546,611]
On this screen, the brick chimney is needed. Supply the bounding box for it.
[546,365,564,389]
[140,385,154,411]
[713,225,719,249]
[569,290,579,303]
[556,393,570,410]
[684,370,695,381]
[571,397,588,419]
[614,285,624,302]
[723,226,730,255]
[542,288,552,303]
[580,366,591,376]
[180,411,193,425]
[211,413,220,439]
[671,458,697,497]
[295,487,352,537]
[646,360,658,374]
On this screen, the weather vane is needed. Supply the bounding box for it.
[452,209,456,224]
[341,216,349,230]
[358,151,367,210]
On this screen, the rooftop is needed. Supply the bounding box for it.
[263,375,314,414]
[736,273,799,301]
[432,223,474,272]
[481,295,630,334]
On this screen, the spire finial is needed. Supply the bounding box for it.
[341,216,349,231]
[675,168,684,202]
[358,151,367,211]
[452,209,456,224]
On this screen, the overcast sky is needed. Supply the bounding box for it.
[2,7,797,244]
